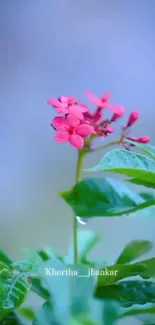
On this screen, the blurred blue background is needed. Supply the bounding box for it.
[0,1,155,322]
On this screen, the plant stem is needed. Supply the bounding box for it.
[74,149,85,264]
[92,139,122,152]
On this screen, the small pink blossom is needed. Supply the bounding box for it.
[47,96,88,120]
[127,136,150,144]
[111,106,125,122]
[84,91,111,108]
[84,91,123,115]
[126,110,139,127]
[51,114,94,149]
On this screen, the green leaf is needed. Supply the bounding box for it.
[0,268,31,320]
[17,307,35,320]
[60,177,148,218]
[31,278,50,300]
[116,240,153,264]
[86,149,155,184]
[95,281,155,307]
[65,230,100,264]
[121,306,155,318]
[0,250,12,267]
[38,260,96,325]
[128,178,155,189]
[97,257,155,286]
[0,313,22,325]
[140,193,155,201]
[126,140,155,160]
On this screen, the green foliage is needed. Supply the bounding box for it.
[0,268,31,320]
[1,142,155,324]
[60,177,155,218]
[17,307,35,320]
[116,240,153,264]
[95,280,155,307]
[86,149,155,184]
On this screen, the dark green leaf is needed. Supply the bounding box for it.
[116,240,153,264]
[86,149,155,184]
[140,193,155,201]
[0,313,22,325]
[0,250,12,267]
[128,178,155,189]
[60,177,148,218]
[97,258,155,286]
[95,281,155,307]
[31,278,50,300]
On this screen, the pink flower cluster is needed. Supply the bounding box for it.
[47,92,150,149]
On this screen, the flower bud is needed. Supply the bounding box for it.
[126,110,139,127]
[111,106,125,122]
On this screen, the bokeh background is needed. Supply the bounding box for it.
[0,1,155,324]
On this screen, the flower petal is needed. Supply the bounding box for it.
[55,106,69,114]
[76,124,95,137]
[69,105,84,120]
[102,91,111,102]
[59,96,77,105]
[52,117,69,131]
[66,114,80,127]
[69,134,84,149]
[54,131,69,142]
[80,104,89,113]
[85,91,103,106]
[47,98,62,107]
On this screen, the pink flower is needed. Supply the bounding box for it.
[84,91,123,115]
[111,106,125,122]
[47,96,88,120]
[126,110,139,127]
[127,136,150,144]
[51,114,95,149]
[83,107,102,126]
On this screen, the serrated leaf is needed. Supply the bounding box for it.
[86,149,155,184]
[60,177,149,218]
[116,240,153,264]
[0,269,31,320]
[97,257,155,286]
[95,281,155,307]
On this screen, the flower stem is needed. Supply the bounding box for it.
[74,149,85,264]
[92,139,122,152]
